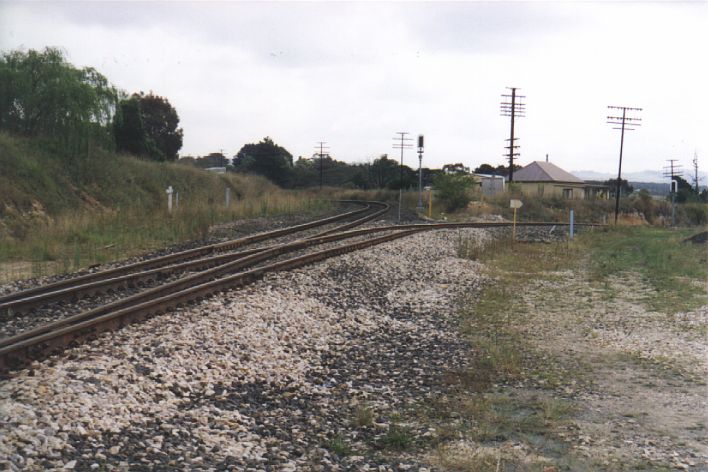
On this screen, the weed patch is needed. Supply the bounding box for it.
[583,227,708,312]
[325,435,352,456]
[378,424,414,451]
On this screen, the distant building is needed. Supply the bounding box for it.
[204,166,227,174]
[474,173,506,196]
[512,161,608,199]
[442,163,470,174]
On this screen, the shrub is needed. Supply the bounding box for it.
[681,203,708,226]
[434,173,476,212]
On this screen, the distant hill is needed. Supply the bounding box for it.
[630,182,670,196]
[573,169,708,185]
[575,169,707,196]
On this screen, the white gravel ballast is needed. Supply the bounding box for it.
[0,229,488,471]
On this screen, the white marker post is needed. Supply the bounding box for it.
[569,209,574,239]
[166,185,174,213]
[225,187,231,207]
[510,199,523,241]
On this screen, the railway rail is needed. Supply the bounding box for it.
[0,200,389,315]
[0,209,600,374]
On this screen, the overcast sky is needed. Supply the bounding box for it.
[1,1,706,175]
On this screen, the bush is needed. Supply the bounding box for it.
[434,173,476,212]
[681,203,708,226]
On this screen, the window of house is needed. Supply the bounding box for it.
[563,188,573,199]
[537,184,544,196]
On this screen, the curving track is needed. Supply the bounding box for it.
[0,202,600,374]
[0,200,389,316]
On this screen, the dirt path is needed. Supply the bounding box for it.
[516,269,707,470]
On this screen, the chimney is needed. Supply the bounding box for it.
[546,153,549,163]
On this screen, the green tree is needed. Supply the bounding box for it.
[370,155,398,188]
[137,92,183,161]
[473,163,497,174]
[113,97,147,156]
[605,178,634,198]
[672,176,697,203]
[0,47,118,155]
[434,173,476,212]
[292,156,319,187]
[233,137,294,187]
[113,92,183,161]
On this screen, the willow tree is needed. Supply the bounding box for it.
[0,47,118,156]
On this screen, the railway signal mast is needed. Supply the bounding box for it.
[663,158,682,227]
[314,141,330,189]
[417,135,424,210]
[393,132,413,221]
[500,87,525,182]
[607,105,642,224]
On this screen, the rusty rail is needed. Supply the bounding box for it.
[0,201,388,314]
[0,218,601,374]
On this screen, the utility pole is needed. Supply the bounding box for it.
[314,141,329,189]
[607,105,642,224]
[392,132,412,221]
[663,159,682,227]
[417,135,424,210]
[500,87,525,182]
[692,151,700,194]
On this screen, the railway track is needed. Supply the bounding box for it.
[0,200,389,316]
[0,209,599,374]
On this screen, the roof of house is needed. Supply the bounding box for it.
[513,161,585,184]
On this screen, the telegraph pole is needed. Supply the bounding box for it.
[392,132,413,221]
[692,151,700,194]
[417,135,424,210]
[663,159,682,227]
[314,141,329,189]
[607,105,642,224]
[500,87,525,181]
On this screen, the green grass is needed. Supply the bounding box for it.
[583,226,708,312]
[378,424,414,451]
[0,132,332,282]
[325,435,352,456]
[462,226,708,313]
[438,226,707,470]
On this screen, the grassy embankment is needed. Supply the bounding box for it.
[0,133,330,282]
[427,226,707,470]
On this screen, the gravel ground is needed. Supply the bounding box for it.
[0,225,410,340]
[0,228,491,471]
[0,204,394,339]
[511,268,708,470]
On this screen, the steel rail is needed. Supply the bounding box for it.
[0,228,421,372]
[0,202,390,315]
[0,224,412,349]
[0,215,578,316]
[0,219,593,316]
[0,221,602,373]
[0,201,385,309]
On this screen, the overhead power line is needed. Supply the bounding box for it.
[314,141,329,189]
[607,105,642,224]
[692,151,701,193]
[392,132,413,221]
[500,87,525,182]
[663,158,682,227]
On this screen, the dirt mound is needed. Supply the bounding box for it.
[684,231,708,244]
